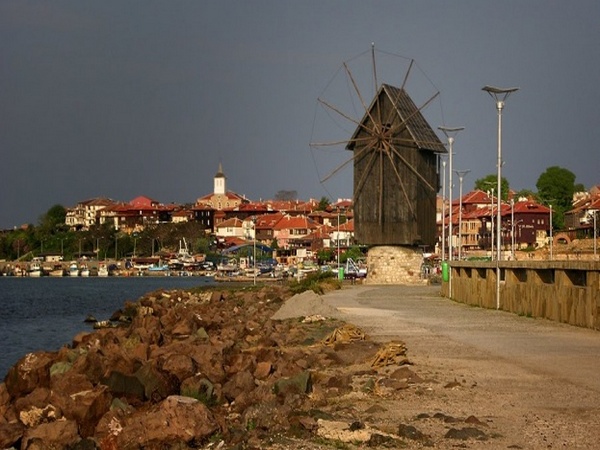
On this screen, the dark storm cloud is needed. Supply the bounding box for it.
[1,1,599,228]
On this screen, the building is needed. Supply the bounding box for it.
[195,163,248,211]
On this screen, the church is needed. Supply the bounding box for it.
[195,163,248,211]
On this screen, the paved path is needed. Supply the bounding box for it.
[321,284,600,395]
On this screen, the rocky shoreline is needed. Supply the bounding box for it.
[1,282,493,449]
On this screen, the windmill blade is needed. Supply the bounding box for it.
[309,135,372,149]
[320,143,374,183]
[401,59,414,91]
[352,147,379,204]
[388,91,441,137]
[317,98,378,139]
[378,148,384,226]
[388,144,437,192]
[343,62,379,132]
[382,141,417,219]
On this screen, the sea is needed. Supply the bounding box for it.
[0,276,217,379]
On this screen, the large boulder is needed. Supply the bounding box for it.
[21,419,80,449]
[110,395,218,448]
[5,352,55,398]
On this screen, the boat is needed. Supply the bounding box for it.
[68,262,79,277]
[148,263,170,273]
[49,264,64,277]
[168,238,197,269]
[79,264,90,277]
[97,264,109,277]
[28,259,43,277]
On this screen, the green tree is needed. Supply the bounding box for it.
[38,204,67,233]
[474,174,510,200]
[316,196,331,211]
[514,189,538,201]
[536,166,577,230]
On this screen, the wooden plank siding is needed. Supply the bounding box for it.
[349,84,443,246]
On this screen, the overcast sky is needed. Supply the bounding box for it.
[2,1,599,229]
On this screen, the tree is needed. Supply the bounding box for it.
[38,204,67,234]
[316,196,330,211]
[536,166,577,230]
[514,189,538,201]
[474,174,510,200]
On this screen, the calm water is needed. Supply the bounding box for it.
[0,276,215,379]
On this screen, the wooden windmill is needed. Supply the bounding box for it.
[312,47,446,247]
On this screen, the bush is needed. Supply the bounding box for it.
[289,271,341,295]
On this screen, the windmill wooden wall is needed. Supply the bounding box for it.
[348,84,445,247]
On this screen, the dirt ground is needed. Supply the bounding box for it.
[265,285,600,450]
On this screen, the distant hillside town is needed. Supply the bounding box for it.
[61,164,600,261]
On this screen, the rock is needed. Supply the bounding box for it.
[5,352,55,397]
[273,371,312,397]
[397,423,429,441]
[254,361,272,380]
[112,395,218,448]
[0,421,24,448]
[102,371,145,400]
[161,353,195,382]
[134,362,178,401]
[180,376,216,405]
[445,426,488,440]
[222,370,256,402]
[22,419,80,449]
[56,386,112,437]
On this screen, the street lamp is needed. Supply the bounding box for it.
[483,85,519,310]
[482,85,519,262]
[549,205,553,260]
[438,126,465,263]
[511,199,515,260]
[252,217,257,286]
[593,210,598,259]
[486,188,495,260]
[441,159,447,261]
[454,169,470,260]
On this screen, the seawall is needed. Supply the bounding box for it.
[442,260,600,330]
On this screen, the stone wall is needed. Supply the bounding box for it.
[441,260,600,330]
[366,246,427,285]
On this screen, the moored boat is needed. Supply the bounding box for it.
[49,264,64,277]
[28,259,42,277]
[97,264,109,277]
[79,264,90,277]
[68,262,79,277]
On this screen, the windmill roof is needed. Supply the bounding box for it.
[348,83,446,154]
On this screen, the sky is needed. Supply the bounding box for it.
[2,1,599,229]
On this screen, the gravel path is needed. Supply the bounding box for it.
[304,284,600,449]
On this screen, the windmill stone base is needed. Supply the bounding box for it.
[365,246,427,285]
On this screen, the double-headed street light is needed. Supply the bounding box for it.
[482,85,518,310]
[438,126,465,263]
[441,159,447,261]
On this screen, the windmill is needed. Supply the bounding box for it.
[311,45,446,247]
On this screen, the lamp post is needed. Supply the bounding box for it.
[438,126,465,263]
[337,211,340,268]
[482,85,519,261]
[454,169,470,260]
[594,210,598,259]
[511,199,515,260]
[483,85,518,310]
[549,205,553,260]
[441,159,447,261]
[252,217,257,286]
[487,188,495,259]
